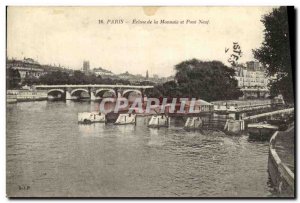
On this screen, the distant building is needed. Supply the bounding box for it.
[148,75,174,84]
[117,70,175,84]
[93,67,115,78]
[246,61,264,71]
[146,70,149,79]
[82,61,90,75]
[152,74,159,79]
[234,61,271,99]
[117,71,149,83]
[7,58,45,81]
[235,66,268,88]
[118,71,138,82]
[7,57,75,83]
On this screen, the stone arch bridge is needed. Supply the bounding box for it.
[34,84,154,101]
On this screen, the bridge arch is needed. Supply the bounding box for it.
[47,89,65,95]
[70,88,89,96]
[122,89,142,99]
[47,89,65,100]
[95,89,116,98]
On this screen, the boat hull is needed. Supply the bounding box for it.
[114,114,136,125]
[78,112,106,124]
[248,128,276,141]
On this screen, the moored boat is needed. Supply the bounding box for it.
[114,113,136,125]
[78,112,106,124]
[148,114,169,128]
[267,118,289,131]
[247,122,278,141]
[184,117,202,130]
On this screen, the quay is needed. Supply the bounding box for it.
[223,107,294,134]
[212,99,284,113]
[6,89,47,103]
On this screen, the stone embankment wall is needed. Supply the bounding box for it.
[268,130,294,197]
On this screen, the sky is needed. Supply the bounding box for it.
[7,6,275,77]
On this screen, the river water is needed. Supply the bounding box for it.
[7,101,277,197]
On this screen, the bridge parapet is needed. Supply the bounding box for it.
[34,84,154,89]
[34,84,153,101]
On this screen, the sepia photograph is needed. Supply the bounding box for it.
[5,6,295,198]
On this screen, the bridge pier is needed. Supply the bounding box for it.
[90,91,96,101]
[65,90,72,100]
[115,89,122,98]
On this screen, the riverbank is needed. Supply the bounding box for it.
[268,125,295,197]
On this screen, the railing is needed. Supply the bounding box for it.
[243,108,294,121]
[214,100,284,113]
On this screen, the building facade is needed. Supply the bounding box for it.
[93,67,115,78]
[7,58,46,81]
[234,61,271,99]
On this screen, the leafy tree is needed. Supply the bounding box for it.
[36,70,134,86]
[23,75,40,86]
[253,7,294,103]
[69,70,87,84]
[39,71,70,85]
[147,59,243,101]
[173,59,242,101]
[7,68,21,89]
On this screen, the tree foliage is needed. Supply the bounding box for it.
[253,7,294,103]
[147,59,243,101]
[23,70,132,86]
[7,69,21,89]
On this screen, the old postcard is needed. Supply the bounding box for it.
[6,6,295,198]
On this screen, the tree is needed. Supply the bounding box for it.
[39,71,70,85]
[69,70,87,84]
[253,7,294,103]
[147,59,243,101]
[7,68,21,89]
[173,59,243,101]
[23,75,40,86]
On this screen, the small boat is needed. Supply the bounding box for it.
[78,112,106,124]
[184,117,202,130]
[114,113,136,125]
[248,122,278,141]
[148,114,169,128]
